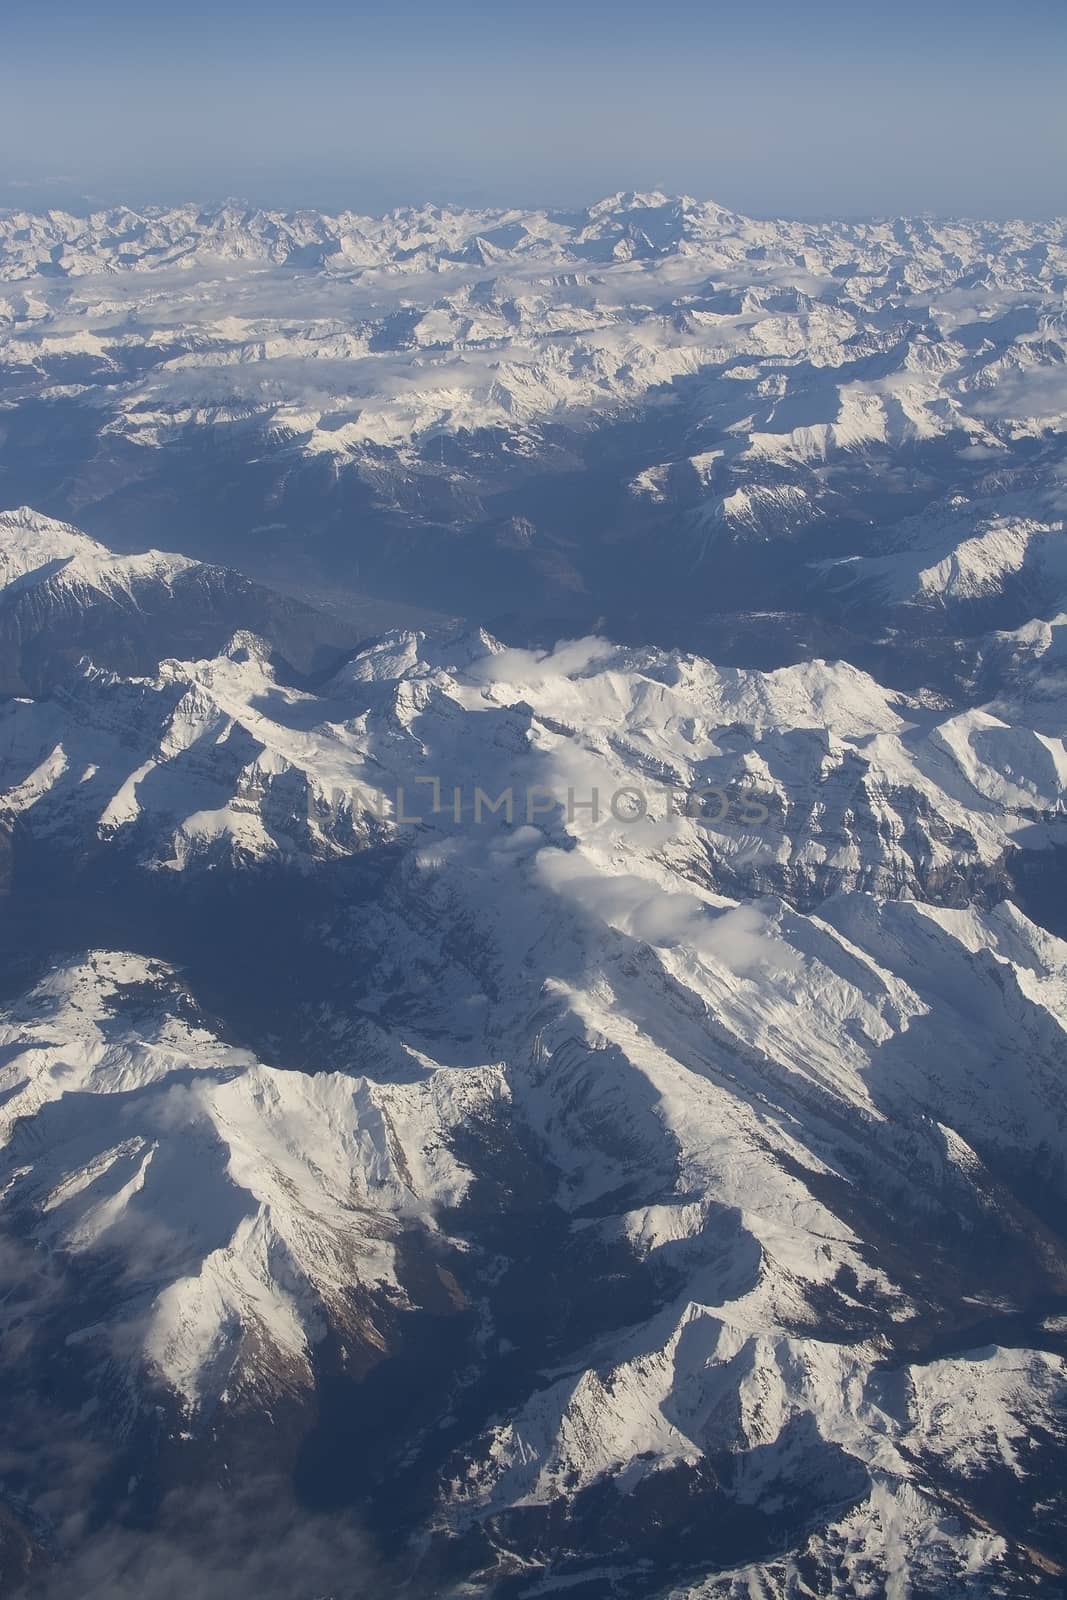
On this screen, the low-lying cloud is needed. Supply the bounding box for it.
[536,846,796,975]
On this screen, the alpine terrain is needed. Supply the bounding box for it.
[0,195,1065,1599]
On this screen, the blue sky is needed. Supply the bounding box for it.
[3,0,1064,217]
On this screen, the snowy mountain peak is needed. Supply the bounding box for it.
[0,505,110,587]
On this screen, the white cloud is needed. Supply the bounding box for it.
[470,636,616,688]
[536,846,795,975]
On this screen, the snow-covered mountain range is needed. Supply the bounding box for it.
[1,195,1065,665]
[2,571,1064,903]
[1,507,1066,1595]
[1,194,1066,1597]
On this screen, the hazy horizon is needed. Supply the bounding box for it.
[2,177,1065,225]
[3,0,1065,221]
